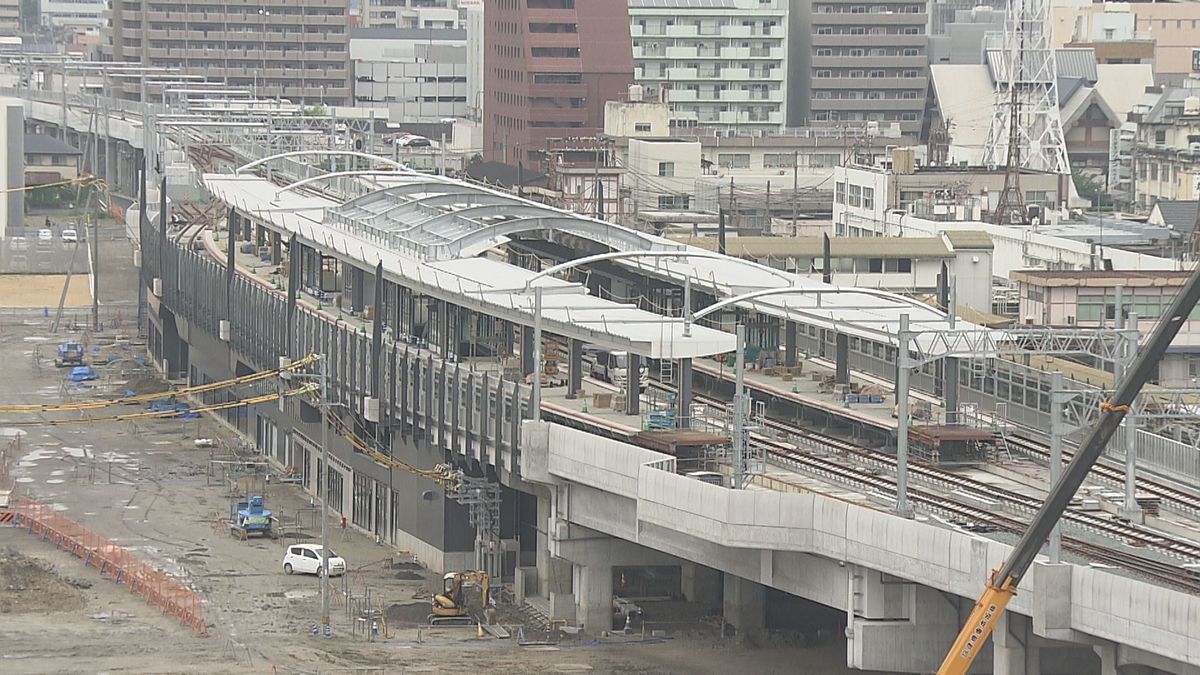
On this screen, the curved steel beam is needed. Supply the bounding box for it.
[236,150,406,175]
[691,286,941,323]
[523,250,795,290]
[338,180,488,209]
[685,286,945,337]
[433,216,670,260]
[274,170,405,199]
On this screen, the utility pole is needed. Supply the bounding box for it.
[91,211,100,330]
[732,324,747,489]
[531,287,542,421]
[1048,370,1064,564]
[895,313,913,517]
[318,354,331,633]
[765,180,771,229]
[791,151,799,236]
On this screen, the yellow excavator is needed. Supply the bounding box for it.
[429,571,496,626]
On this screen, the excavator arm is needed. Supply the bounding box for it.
[936,261,1200,675]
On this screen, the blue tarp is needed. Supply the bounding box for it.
[67,366,97,382]
[147,399,200,419]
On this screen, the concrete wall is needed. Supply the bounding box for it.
[524,421,1200,672]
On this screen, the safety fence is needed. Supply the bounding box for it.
[12,498,207,635]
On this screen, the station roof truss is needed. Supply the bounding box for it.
[203,172,734,359]
[327,176,680,262]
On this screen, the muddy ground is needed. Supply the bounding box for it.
[0,300,879,672]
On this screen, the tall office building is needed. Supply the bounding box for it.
[809,0,929,137]
[102,0,351,104]
[628,0,790,132]
[483,0,633,164]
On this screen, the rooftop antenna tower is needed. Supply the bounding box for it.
[985,0,1069,224]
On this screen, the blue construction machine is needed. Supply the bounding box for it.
[229,495,274,540]
[54,341,84,367]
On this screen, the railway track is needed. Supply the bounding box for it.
[1001,435,1200,517]
[645,381,1200,589]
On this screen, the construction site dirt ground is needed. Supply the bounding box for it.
[0,317,883,674]
[0,274,92,308]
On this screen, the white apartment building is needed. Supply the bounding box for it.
[350,27,470,122]
[628,0,789,132]
[40,0,106,31]
[361,0,460,29]
[626,138,701,211]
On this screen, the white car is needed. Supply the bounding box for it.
[37,228,52,242]
[61,229,78,243]
[282,543,346,577]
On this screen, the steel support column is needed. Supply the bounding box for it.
[566,338,583,399]
[677,357,693,429]
[944,357,960,424]
[625,353,641,417]
[1049,371,1064,564]
[895,314,913,517]
[835,332,850,386]
[784,321,798,368]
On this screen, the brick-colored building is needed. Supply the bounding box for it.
[482,0,633,164]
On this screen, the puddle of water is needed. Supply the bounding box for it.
[14,477,33,483]
[46,479,64,484]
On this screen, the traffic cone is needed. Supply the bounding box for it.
[477,622,484,638]
[623,612,633,634]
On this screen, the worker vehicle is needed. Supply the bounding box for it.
[37,228,52,242]
[61,228,78,243]
[584,346,648,392]
[229,495,274,540]
[282,543,346,577]
[937,261,1200,674]
[54,341,85,367]
[429,571,494,625]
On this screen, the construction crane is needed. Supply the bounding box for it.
[937,262,1200,674]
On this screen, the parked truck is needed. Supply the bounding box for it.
[583,346,649,392]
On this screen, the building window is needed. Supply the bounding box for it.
[811,153,841,169]
[635,123,652,132]
[658,161,674,177]
[862,186,874,210]
[836,181,846,204]
[658,194,690,209]
[848,183,862,207]
[718,153,750,168]
[764,153,796,168]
